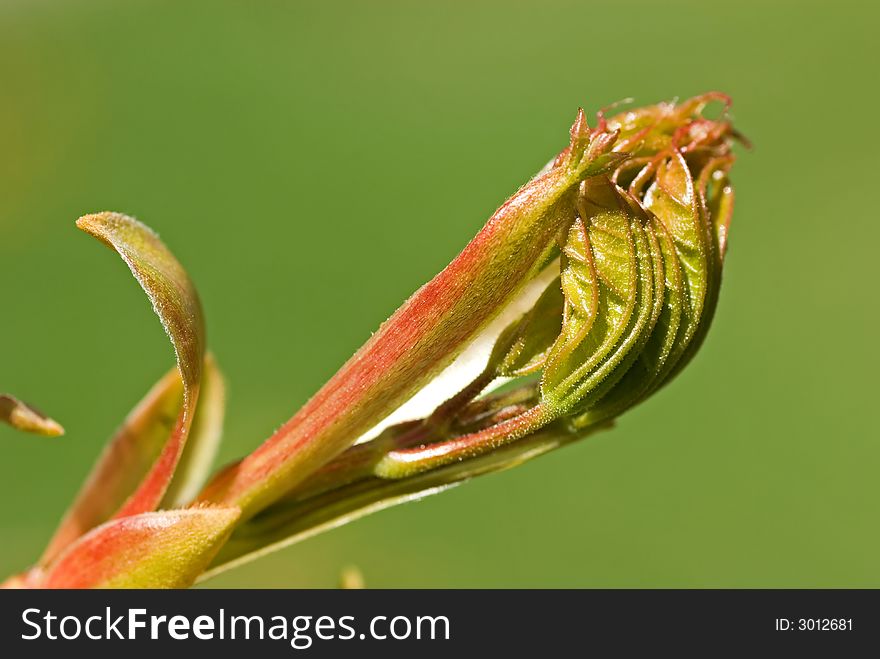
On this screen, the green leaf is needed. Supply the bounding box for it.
[638,152,711,389]
[660,154,735,384]
[541,178,644,411]
[544,218,600,374]
[562,211,661,416]
[490,279,564,377]
[574,212,684,426]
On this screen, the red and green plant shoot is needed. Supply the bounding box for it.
[2,94,741,588]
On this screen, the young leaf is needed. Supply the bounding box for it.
[583,214,665,408]
[0,394,64,437]
[700,157,735,259]
[491,279,565,378]
[638,153,710,387]
[75,213,206,519]
[541,178,640,405]
[42,507,239,589]
[541,219,600,375]
[659,154,734,385]
[40,368,183,565]
[574,213,684,426]
[604,92,732,157]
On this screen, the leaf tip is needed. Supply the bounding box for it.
[568,107,591,156]
[0,395,65,437]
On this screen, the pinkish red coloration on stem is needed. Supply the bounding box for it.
[197,111,626,519]
[375,403,551,477]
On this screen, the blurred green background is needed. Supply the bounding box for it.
[1,0,877,587]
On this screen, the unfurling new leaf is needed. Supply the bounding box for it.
[3,93,742,588]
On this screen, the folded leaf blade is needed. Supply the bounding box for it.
[76,213,205,520]
[40,368,183,564]
[541,178,639,402]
